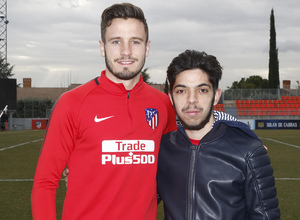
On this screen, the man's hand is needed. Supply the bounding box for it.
[63,168,69,187]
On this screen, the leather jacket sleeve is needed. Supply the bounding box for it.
[245,145,280,219]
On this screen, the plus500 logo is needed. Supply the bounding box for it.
[101,140,155,165]
[102,154,155,165]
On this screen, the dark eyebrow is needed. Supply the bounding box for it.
[174,84,187,89]
[198,83,211,89]
[174,83,211,89]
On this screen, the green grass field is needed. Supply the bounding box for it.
[0,129,299,219]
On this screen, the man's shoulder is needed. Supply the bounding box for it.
[221,124,264,155]
[55,78,98,110]
[60,79,98,100]
[224,123,259,141]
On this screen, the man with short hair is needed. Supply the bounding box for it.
[157,50,280,220]
[31,3,176,220]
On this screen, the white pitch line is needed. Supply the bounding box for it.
[275,178,300,180]
[0,139,44,151]
[260,137,300,149]
[0,179,64,181]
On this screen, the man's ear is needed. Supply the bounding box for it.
[145,40,151,57]
[99,40,105,57]
[168,91,174,106]
[213,89,222,106]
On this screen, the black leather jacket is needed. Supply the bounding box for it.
[157,112,280,220]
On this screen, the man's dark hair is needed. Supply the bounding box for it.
[101,3,149,43]
[167,50,222,92]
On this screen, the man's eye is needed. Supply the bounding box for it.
[132,41,140,45]
[112,41,120,44]
[176,89,185,94]
[199,89,208,93]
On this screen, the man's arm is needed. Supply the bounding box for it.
[31,95,76,220]
[245,146,280,219]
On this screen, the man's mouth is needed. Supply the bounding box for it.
[115,57,138,65]
[182,105,203,115]
[119,60,134,65]
[186,110,200,115]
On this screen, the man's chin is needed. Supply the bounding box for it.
[115,72,140,80]
[179,117,210,130]
[183,124,205,131]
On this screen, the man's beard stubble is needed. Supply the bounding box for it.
[105,55,145,81]
[176,96,214,131]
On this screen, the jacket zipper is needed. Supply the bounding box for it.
[127,91,133,130]
[187,144,197,220]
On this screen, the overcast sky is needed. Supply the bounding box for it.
[7,0,300,89]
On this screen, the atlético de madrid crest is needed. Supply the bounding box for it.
[145,108,158,129]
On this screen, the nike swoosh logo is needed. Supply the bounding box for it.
[94,115,114,123]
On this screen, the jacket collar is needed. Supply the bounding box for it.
[95,70,145,95]
[177,111,259,141]
[213,111,259,140]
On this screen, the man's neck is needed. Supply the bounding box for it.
[185,114,216,140]
[105,70,141,90]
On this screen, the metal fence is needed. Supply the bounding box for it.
[223,88,299,101]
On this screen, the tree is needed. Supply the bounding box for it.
[0,56,14,78]
[163,77,169,94]
[141,68,151,84]
[228,75,269,89]
[268,9,280,89]
[14,99,54,118]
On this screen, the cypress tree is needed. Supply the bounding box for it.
[141,68,151,84]
[268,9,280,89]
[164,77,169,94]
